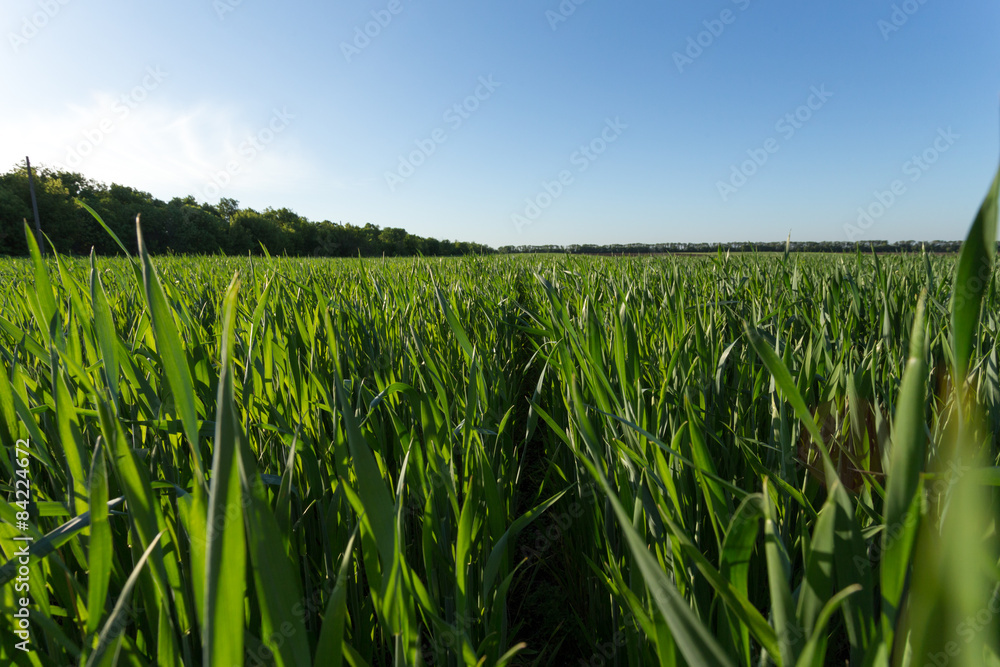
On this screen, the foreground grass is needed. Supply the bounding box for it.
[0,176,998,666]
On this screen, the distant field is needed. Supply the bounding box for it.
[0,236,998,665]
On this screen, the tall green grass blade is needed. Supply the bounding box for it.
[203,275,246,667]
[880,292,927,642]
[86,531,166,667]
[313,529,358,667]
[85,439,112,636]
[951,164,999,381]
[764,479,801,666]
[89,250,120,411]
[136,217,205,480]
[795,585,863,667]
[23,221,57,342]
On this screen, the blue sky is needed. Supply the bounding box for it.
[2,0,998,247]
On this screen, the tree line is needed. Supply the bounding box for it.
[2,164,973,259]
[498,240,974,255]
[0,164,494,257]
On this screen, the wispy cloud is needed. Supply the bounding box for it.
[0,91,318,205]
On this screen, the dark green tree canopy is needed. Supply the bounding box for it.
[0,164,494,257]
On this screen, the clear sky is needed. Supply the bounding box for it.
[2,0,998,247]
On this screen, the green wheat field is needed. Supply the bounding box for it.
[1,166,999,667]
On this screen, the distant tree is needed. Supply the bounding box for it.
[0,179,31,254]
[217,197,239,223]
